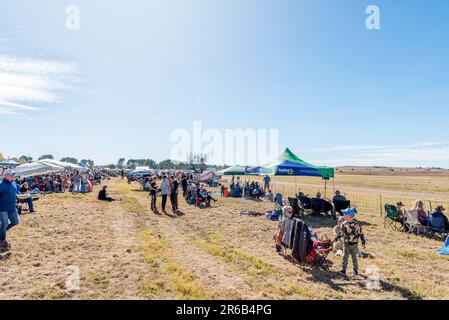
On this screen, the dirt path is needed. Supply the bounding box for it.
[130,187,260,299]
[0,188,156,299]
[130,187,406,300]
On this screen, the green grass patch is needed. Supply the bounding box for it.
[139,230,212,299]
[396,249,421,261]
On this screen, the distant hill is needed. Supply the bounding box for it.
[335,166,449,176]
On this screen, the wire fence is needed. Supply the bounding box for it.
[219,176,449,218]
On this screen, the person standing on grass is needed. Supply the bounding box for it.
[160,176,170,214]
[72,171,81,194]
[169,176,179,213]
[81,172,88,194]
[148,177,159,213]
[335,208,366,277]
[263,174,271,193]
[0,169,20,251]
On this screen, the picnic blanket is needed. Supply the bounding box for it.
[436,236,449,256]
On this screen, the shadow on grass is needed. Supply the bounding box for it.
[278,248,421,299]
[305,268,423,300]
[302,216,337,228]
[377,278,422,300]
[301,215,376,229]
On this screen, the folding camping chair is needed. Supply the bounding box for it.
[305,240,333,272]
[430,225,449,240]
[333,200,350,216]
[310,198,334,218]
[384,204,404,231]
[297,195,312,215]
[274,193,284,210]
[16,194,32,215]
[404,209,432,236]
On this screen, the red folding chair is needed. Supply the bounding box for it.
[305,241,333,272]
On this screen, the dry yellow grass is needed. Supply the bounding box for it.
[1,173,448,300]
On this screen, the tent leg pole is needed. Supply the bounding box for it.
[324,180,327,198]
[295,176,297,197]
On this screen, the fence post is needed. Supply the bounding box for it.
[429,200,433,212]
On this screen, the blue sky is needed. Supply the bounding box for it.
[1,0,449,167]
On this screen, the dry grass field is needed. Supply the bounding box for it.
[1,171,449,300]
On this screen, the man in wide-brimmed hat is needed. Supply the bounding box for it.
[0,169,20,250]
[430,205,449,231]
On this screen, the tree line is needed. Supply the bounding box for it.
[3,154,224,171]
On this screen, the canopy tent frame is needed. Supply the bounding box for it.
[263,148,336,200]
[217,148,336,201]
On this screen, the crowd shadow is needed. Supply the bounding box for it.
[301,216,337,228]
[280,247,420,300]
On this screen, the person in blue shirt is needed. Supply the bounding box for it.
[0,169,20,250]
[263,175,271,193]
[429,206,449,231]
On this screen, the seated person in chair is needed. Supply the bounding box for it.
[311,192,334,217]
[198,187,217,207]
[16,181,35,213]
[297,192,312,209]
[251,182,262,200]
[332,190,347,203]
[429,206,449,231]
[396,202,406,221]
[414,200,429,226]
[332,190,349,216]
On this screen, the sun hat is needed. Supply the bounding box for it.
[436,205,445,212]
[4,169,15,176]
[342,208,357,217]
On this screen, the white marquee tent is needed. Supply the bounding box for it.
[14,161,65,178]
[41,159,82,169]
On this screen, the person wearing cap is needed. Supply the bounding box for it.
[274,206,294,253]
[0,169,20,249]
[396,201,406,221]
[335,208,366,277]
[429,206,449,231]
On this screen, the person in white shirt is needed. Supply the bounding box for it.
[160,176,170,214]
